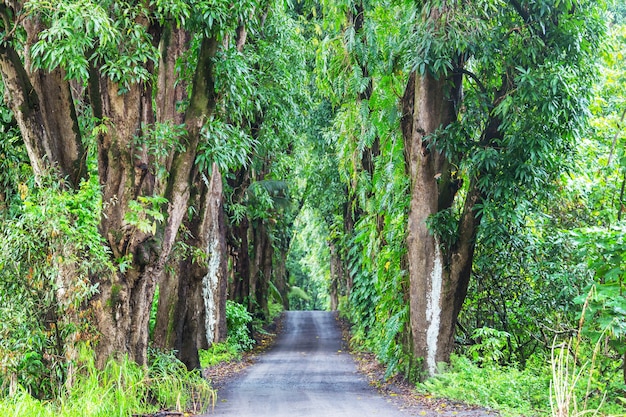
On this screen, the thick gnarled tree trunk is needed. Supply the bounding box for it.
[0,0,228,366]
[401,70,479,377]
[89,68,162,364]
[90,33,221,366]
[152,26,228,369]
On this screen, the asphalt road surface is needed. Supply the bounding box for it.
[203,310,411,417]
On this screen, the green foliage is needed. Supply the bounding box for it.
[245,180,291,221]
[548,336,626,417]
[286,209,331,311]
[0,174,111,399]
[460,217,586,367]
[199,300,280,369]
[572,225,626,370]
[225,300,255,351]
[347,222,379,334]
[124,195,168,236]
[419,355,551,417]
[28,0,159,87]
[288,285,312,303]
[134,122,187,180]
[190,0,259,38]
[303,0,414,379]
[0,345,215,416]
[267,300,284,322]
[425,207,458,249]
[0,106,30,219]
[147,347,215,413]
[196,118,256,173]
[467,327,512,365]
[199,341,241,368]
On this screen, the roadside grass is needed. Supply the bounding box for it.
[2,300,282,416]
[418,354,626,417]
[0,345,215,417]
[199,341,242,368]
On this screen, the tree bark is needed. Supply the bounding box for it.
[203,163,228,347]
[0,40,85,187]
[23,16,86,188]
[227,168,252,305]
[89,71,158,365]
[152,23,192,351]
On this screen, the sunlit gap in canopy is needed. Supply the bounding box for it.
[286,206,333,311]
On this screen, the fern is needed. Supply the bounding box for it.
[288,286,311,302]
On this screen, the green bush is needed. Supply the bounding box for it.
[196,301,255,369]
[268,300,284,322]
[225,300,255,351]
[199,300,279,369]
[418,354,551,416]
[418,352,626,417]
[147,347,214,413]
[0,175,109,399]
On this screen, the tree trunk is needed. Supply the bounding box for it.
[0,38,85,187]
[329,241,341,311]
[203,163,229,347]
[0,0,229,368]
[89,34,219,366]
[153,265,178,348]
[152,23,191,350]
[157,163,228,369]
[401,70,477,377]
[227,168,252,306]
[250,220,273,320]
[229,217,251,305]
[273,251,289,310]
[89,72,159,365]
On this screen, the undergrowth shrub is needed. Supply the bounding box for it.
[147,347,215,413]
[418,354,550,416]
[267,300,284,322]
[225,300,255,351]
[549,335,626,417]
[0,345,215,417]
[199,301,259,368]
[419,351,626,417]
[0,175,109,399]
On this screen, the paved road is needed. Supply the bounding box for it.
[202,310,411,417]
